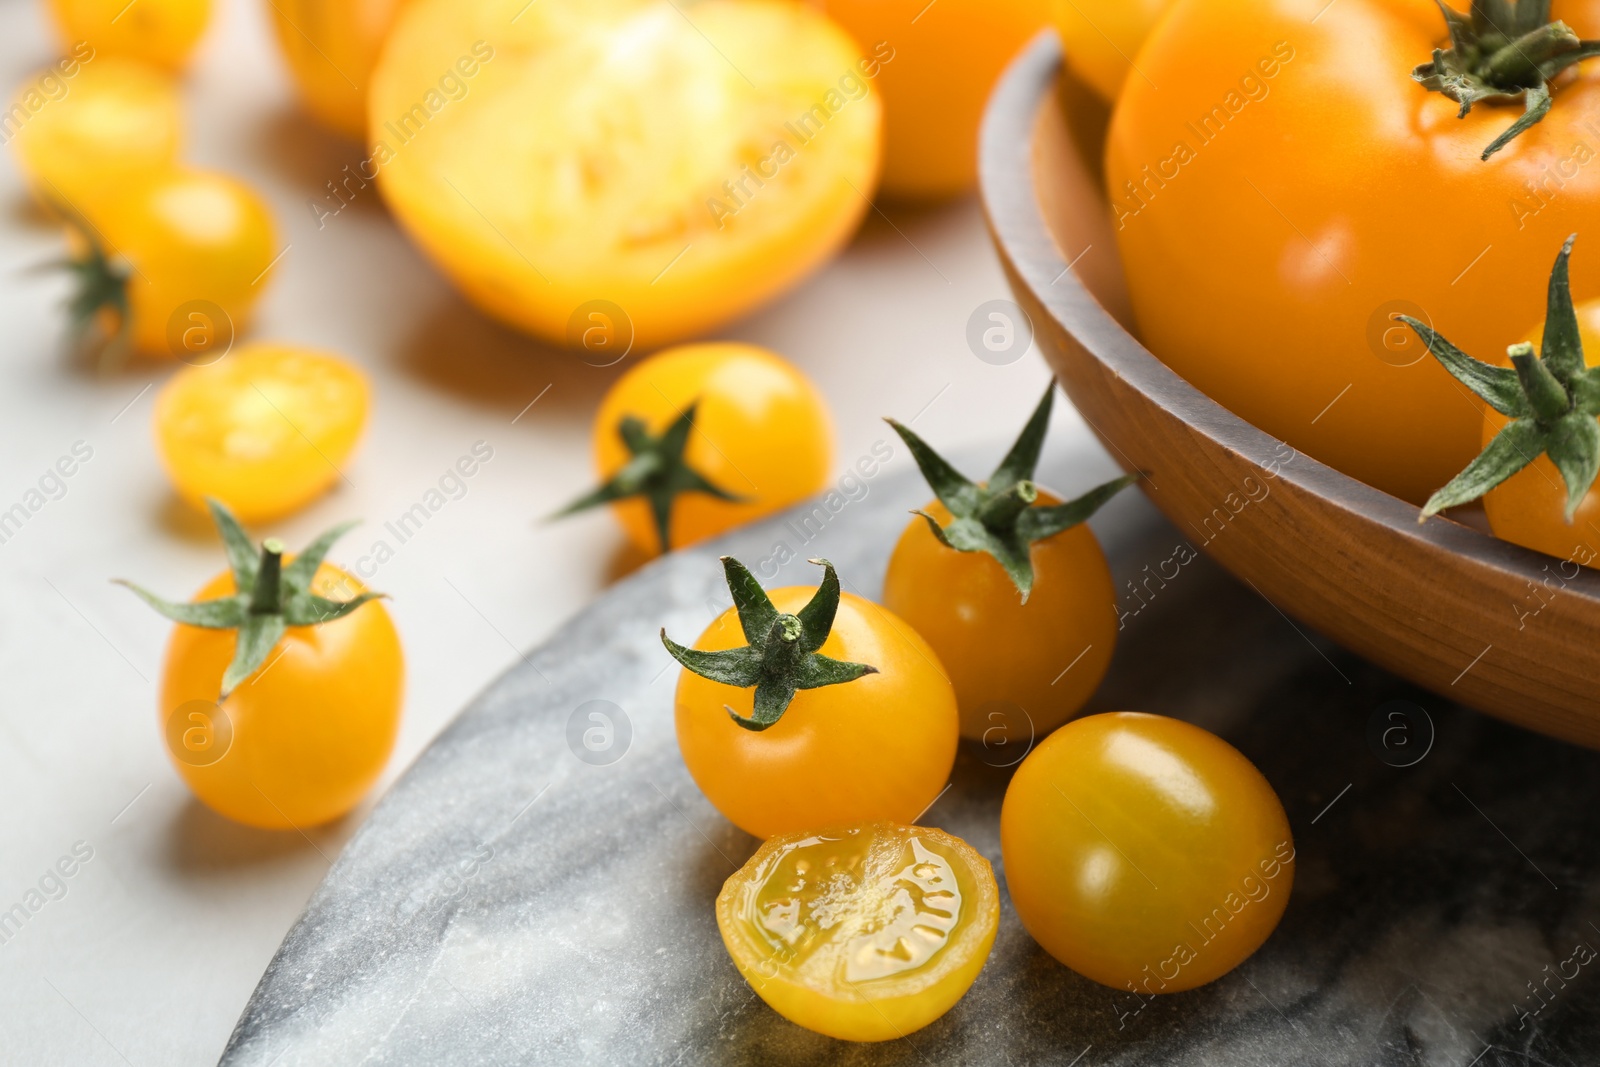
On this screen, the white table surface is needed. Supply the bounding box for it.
[0,0,1098,1061]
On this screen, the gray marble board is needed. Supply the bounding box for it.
[215,443,1600,1067]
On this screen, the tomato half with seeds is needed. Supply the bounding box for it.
[370,0,882,348]
[559,343,832,557]
[820,0,1048,199]
[718,822,999,1041]
[666,558,958,840]
[154,343,371,523]
[1107,0,1600,506]
[8,54,181,217]
[49,0,211,69]
[1001,712,1294,993]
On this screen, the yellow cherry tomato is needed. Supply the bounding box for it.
[1053,0,1174,102]
[1002,712,1294,993]
[718,822,998,1041]
[78,167,278,358]
[266,0,410,140]
[48,0,211,69]
[154,343,371,523]
[675,585,958,840]
[822,0,1047,200]
[586,343,832,556]
[370,0,882,349]
[1480,302,1600,565]
[160,563,402,829]
[7,53,181,217]
[883,492,1115,742]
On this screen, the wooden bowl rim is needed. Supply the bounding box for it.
[977,31,1600,602]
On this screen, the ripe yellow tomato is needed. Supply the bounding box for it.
[1002,712,1294,993]
[77,168,278,358]
[583,343,832,556]
[8,53,180,217]
[266,0,410,140]
[675,584,958,840]
[160,564,403,829]
[370,0,882,349]
[154,343,371,523]
[1107,0,1600,506]
[718,822,998,1041]
[48,0,211,69]
[1479,303,1600,565]
[1053,0,1173,102]
[822,0,1046,200]
[883,492,1115,742]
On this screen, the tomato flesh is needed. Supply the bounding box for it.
[718,822,998,1041]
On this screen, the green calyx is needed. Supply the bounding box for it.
[1414,0,1600,160]
[117,500,386,698]
[553,401,747,554]
[661,557,877,733]
[1400,233,1600,522]
[886,386,1140,602]
[54,216,131,369]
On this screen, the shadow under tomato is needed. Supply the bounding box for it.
[160,794,359,876]
[242,105,383,222]
[394,294,621,429]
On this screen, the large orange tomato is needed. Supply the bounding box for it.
[822,0,1048,199]
[1107,0,1600,506]
[265,0,410,139]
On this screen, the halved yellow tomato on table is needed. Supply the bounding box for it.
[370,0,883,349]
[718,822,998,1041]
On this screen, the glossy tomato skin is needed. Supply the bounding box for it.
[49,0,210,68]
[154,343,371,523]
[676,588,959,840]
[593,343,833,555]
[371,0,882,349]
[85,168,278,357]
[1480,304,1600,565]
[160,565,404,829]
[9,54,181,217]
[266,0,410,139]
[1054,0,1173,102]
[1001,712,1294,992]
[882,493,1116,742]
[822,0,1046,199]
[717,822,998,1041]
[1107,0,1600,506]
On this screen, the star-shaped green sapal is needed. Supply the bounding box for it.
[553,401,747,554]
[1399,234,1600,521]
[886,386,1140,602]
[661,557,877,733]
[116,500,387,698]
[1412,0,1600,160]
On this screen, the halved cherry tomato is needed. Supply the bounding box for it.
[561,343,832,557]
[122,504,403,830]
[1053,0,1174,102]
[48,0,211,69]
[1001,712,1294,993]
[154,343,371,523]
[822,0,1046,199]
[667,558,958,840]
[8,53,181,217]
[72,167,278,358]
[370,0,882,348]
[265,0,410,140]
[718,822,999,1041]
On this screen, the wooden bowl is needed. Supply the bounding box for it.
[979,33,1600,749]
